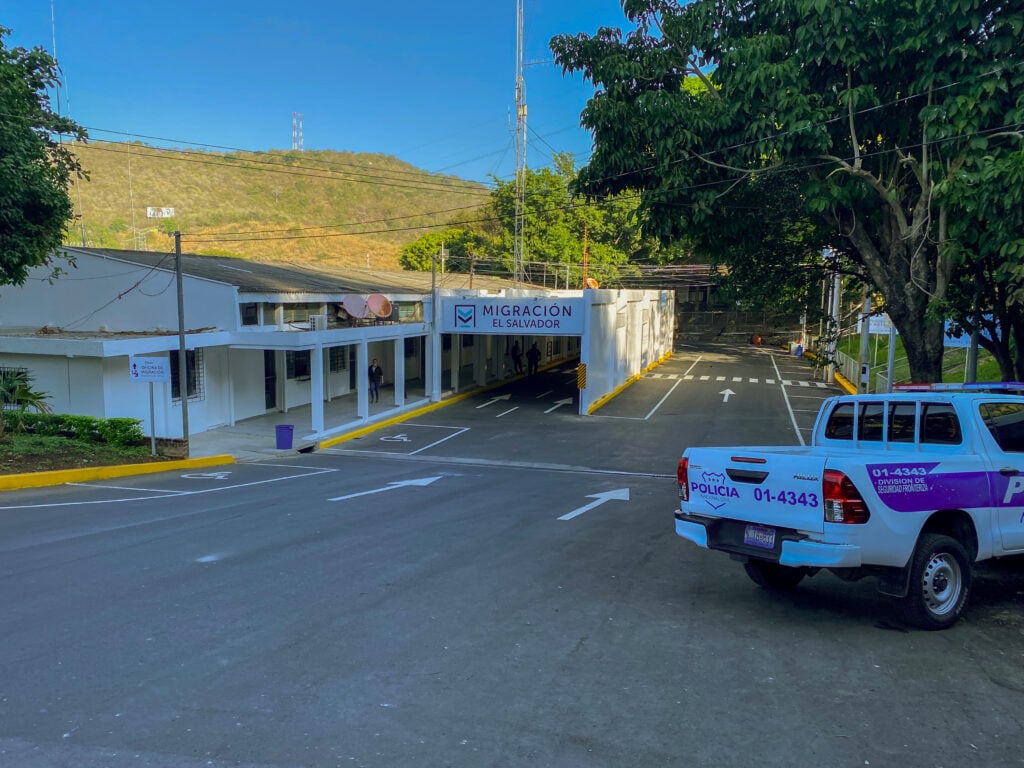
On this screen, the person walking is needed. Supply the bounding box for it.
[510,341,524,374]
[526,343,541,376]
[368,358,383,403]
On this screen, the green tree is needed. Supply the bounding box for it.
[398,228,489,272]
[490,154,636,287]
[942,145,1024,379]
[0,27,87,286]
[552,0,1024,381]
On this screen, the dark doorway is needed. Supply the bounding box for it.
[264,350,277,410]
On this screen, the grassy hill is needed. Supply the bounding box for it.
[64,141,490,270]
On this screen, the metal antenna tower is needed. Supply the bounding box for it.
[513,0,527,284]
[291,112,304,152]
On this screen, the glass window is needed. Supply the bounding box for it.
[980,402,1024,453]
[888,403,917,442]
[858,403,885,441]
[170,349,204,401]
[286,350,311,380]
[240,303,259,326]
[824,402,855,440]
[329,347,347,373]
[920,403,962,445]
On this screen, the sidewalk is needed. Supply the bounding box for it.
[187,391,428,461]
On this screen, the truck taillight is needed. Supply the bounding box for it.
[822,470,870,524]
[677,458,689,501]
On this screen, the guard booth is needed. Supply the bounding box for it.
[436,288,675,414]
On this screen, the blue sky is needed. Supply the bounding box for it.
[5,1,632,184]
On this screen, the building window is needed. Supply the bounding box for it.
[329,347,348,373]
[241,303,259,326]
[170,349,204,402]
[286,350,311,380]
[282,303,325,324]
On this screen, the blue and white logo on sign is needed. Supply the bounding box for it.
[454,304,476,329]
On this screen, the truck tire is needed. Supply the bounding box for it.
[743,561,806,590]
[900,534,972,630]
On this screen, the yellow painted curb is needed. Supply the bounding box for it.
[0,454,236,492]
[834,372,857,394]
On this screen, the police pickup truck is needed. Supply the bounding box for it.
[675,383,1024,629]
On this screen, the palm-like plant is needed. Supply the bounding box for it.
[0,368,53,435]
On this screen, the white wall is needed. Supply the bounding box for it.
[0,251,237,333]
[581,289,675,414]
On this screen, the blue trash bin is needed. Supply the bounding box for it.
[275,424,294,450]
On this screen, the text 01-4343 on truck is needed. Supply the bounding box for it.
[674,383,1024,630]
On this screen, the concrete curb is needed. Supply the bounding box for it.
[0,454,236,492]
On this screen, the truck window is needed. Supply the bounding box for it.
[858,403,884,441]
[921,403,962,445]
[824,402,854,439]
[979,402,1024,453]
[888,402,916,442]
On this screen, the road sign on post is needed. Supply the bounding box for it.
[129,356,170,455]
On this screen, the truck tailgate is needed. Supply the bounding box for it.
[683,448,827,533]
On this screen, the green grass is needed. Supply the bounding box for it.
[0,433,167,474]
[837,334,1003,383]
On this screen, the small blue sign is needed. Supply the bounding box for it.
[454,305,476,329]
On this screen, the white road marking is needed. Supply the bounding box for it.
[644,379,683,420]
[476,394,512,409]
[1,467,340,510]
[328,476,442,502]
[771,355,806,446]
[496,407,519,418]
[558,488,631,521]
[409,427,470,455]
[544,398,574,414]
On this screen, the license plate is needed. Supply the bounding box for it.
[743,524,776,550]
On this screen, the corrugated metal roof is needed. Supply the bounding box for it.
[64,247,523,295]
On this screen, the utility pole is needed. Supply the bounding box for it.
[174,232,190,456]
[513,0,528,284]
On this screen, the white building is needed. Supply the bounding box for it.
[0,247,674,443]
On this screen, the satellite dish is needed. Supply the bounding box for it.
[342,295,371,318]
[367,294,393,318]
[584,277,600,289]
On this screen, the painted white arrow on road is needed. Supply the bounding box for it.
[329,476,442,502]
[544,398,574,414]
[476,394,512,409]
[720,388,736,403]
[558,488,631,521]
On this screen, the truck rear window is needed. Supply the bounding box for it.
[824,401,962,444]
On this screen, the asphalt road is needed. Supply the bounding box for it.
[2,342,1023,768]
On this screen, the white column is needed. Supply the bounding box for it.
[450,334,462,393]
[357,341,369,418]
[311,342,324,434]
[393,338,406,405]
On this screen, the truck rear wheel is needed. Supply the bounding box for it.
[900,534,972,630]
[743,560,806,590]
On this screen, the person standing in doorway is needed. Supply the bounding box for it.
[368,358,383,403]
[510,341,524,374]
[526,343,541,376]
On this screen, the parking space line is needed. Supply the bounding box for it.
[644,379,683,421]
[496,407,519,418]
[409,427,470,455]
